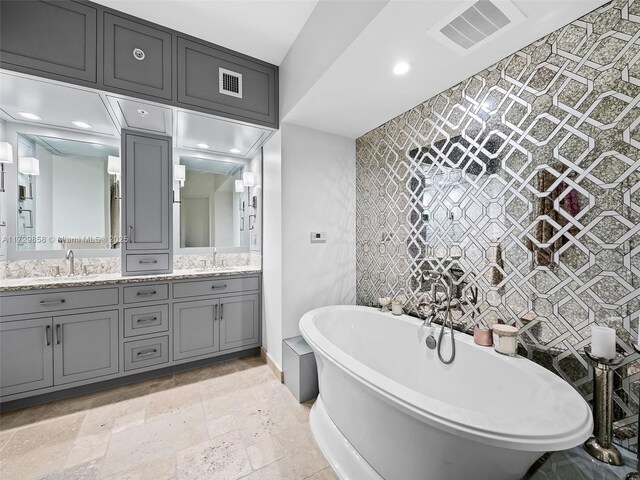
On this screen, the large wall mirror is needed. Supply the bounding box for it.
[177,156,247,249]
[15,133,120,251]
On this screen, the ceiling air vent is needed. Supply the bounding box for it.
[219,68,243,98]
[427,0,525,56]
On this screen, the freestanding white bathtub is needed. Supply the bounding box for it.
[299,306,593,480]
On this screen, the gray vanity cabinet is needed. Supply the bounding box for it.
[173,299,220,361]
[0,318,54,396]
[219,294,260,351]
[53,310,119,385]
[103,13,173,101]
[177,37,278,128]
[0,0,97,84]
[121,131,172,275]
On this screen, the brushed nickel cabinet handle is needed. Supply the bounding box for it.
[211,284,227,290]
[138,259,158,264]
[136,316,158,324]
[128,226,134,243]
[136,290,157,297]
[214,304,218,321]
[133,48,145,60]
[39,299,65,306]
[137,348,158,357]
[55,324,62,345]
[220,303,224,320]
[44,325,51,346]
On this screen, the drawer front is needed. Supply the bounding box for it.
[177,37,277,127]
[124,336,169,371]
[103,13,172,100]
[0,288,119,317]
[124,304,169,338]
[123,284,169,304]
[125,254,170,273]
[173,276,259,299]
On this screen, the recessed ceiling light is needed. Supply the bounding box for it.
[197,143,210,149]
[393,61,411,75]
[230,148,241,154]
[18,112,41,120]
[137,109,149,116]
[72,121,92,129]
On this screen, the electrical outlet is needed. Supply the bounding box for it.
[310,232,327,243]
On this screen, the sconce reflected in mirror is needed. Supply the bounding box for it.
[108,155,121,200]
[0,142,13,193]
[242,172,257,230]
[18,156,39,199]
[173,164,186,204]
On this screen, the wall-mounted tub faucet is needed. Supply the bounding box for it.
[422,270,456,364]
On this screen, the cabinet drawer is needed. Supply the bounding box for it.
[124,336,169,371]
[123,284,169,304]
[125,254,170,273]
[103,13,172,100]
[173,276,259,299]
[177,37,277,127]
[124,304,169,338]
[0,288,119,317]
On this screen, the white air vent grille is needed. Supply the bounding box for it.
[427,0,525,55]
[219,68,243,98]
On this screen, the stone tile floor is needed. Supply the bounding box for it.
[0,356,336,480]
[1,354,636,480]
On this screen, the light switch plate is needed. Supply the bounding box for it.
[310,232,327,243]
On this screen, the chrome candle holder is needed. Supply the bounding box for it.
[584,345,625,466]
[625,344,640,480]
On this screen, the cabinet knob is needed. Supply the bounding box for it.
[132,48,146,61]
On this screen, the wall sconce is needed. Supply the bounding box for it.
[173,164,185,204]
[0,142,13,193]
[242,171,257,209]
[235,179,245,212]
[107,155,121,176]
[19,156,39,199]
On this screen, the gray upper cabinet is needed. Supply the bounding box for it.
[103,13,172,100]
[177,37,278,128]
[53,310,119,385]
[0,1,97,83]
[121,131,173,275]
[0,318,54,396]
[219,294,260,351]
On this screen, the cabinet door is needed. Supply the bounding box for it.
[0,1,97,83]
[177,37,278,128]
[53,311,119,385]
[0,318,53,396]
[219,294,260,351]
[103,13,172,100]
[122,131,172,253]
[173,299,219,360]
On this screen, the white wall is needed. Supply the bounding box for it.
[262,131,283,368]
[262,124,356,369]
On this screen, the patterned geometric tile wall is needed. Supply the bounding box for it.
[356,0,640,450]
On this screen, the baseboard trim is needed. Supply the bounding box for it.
[261,347,284,383]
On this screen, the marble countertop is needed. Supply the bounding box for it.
[0,266,261,292]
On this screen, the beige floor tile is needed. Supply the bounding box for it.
[101,406,208,477]
[65,430,111,468]
[276,423,328,478]
[207,413,238,438]
[234,401,301,446]
[145,383,202,422]
[238,458,297,480]
[307,467,338,479]
[111,410,146,434]
[176,433,252,480]
[100,454,176,480]
[202,388,260,420]
[39,458,101,480]
[0,429,16,451]
[246,436,284,470]
[0,412,84,480]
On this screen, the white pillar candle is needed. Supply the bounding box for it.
[591,325,616,359]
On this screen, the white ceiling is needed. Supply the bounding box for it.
[92,0,319,65]
[282,0,608,139]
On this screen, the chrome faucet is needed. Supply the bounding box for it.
[212,246,217,268]
[65,249,75,276]
[423,270,456,364]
